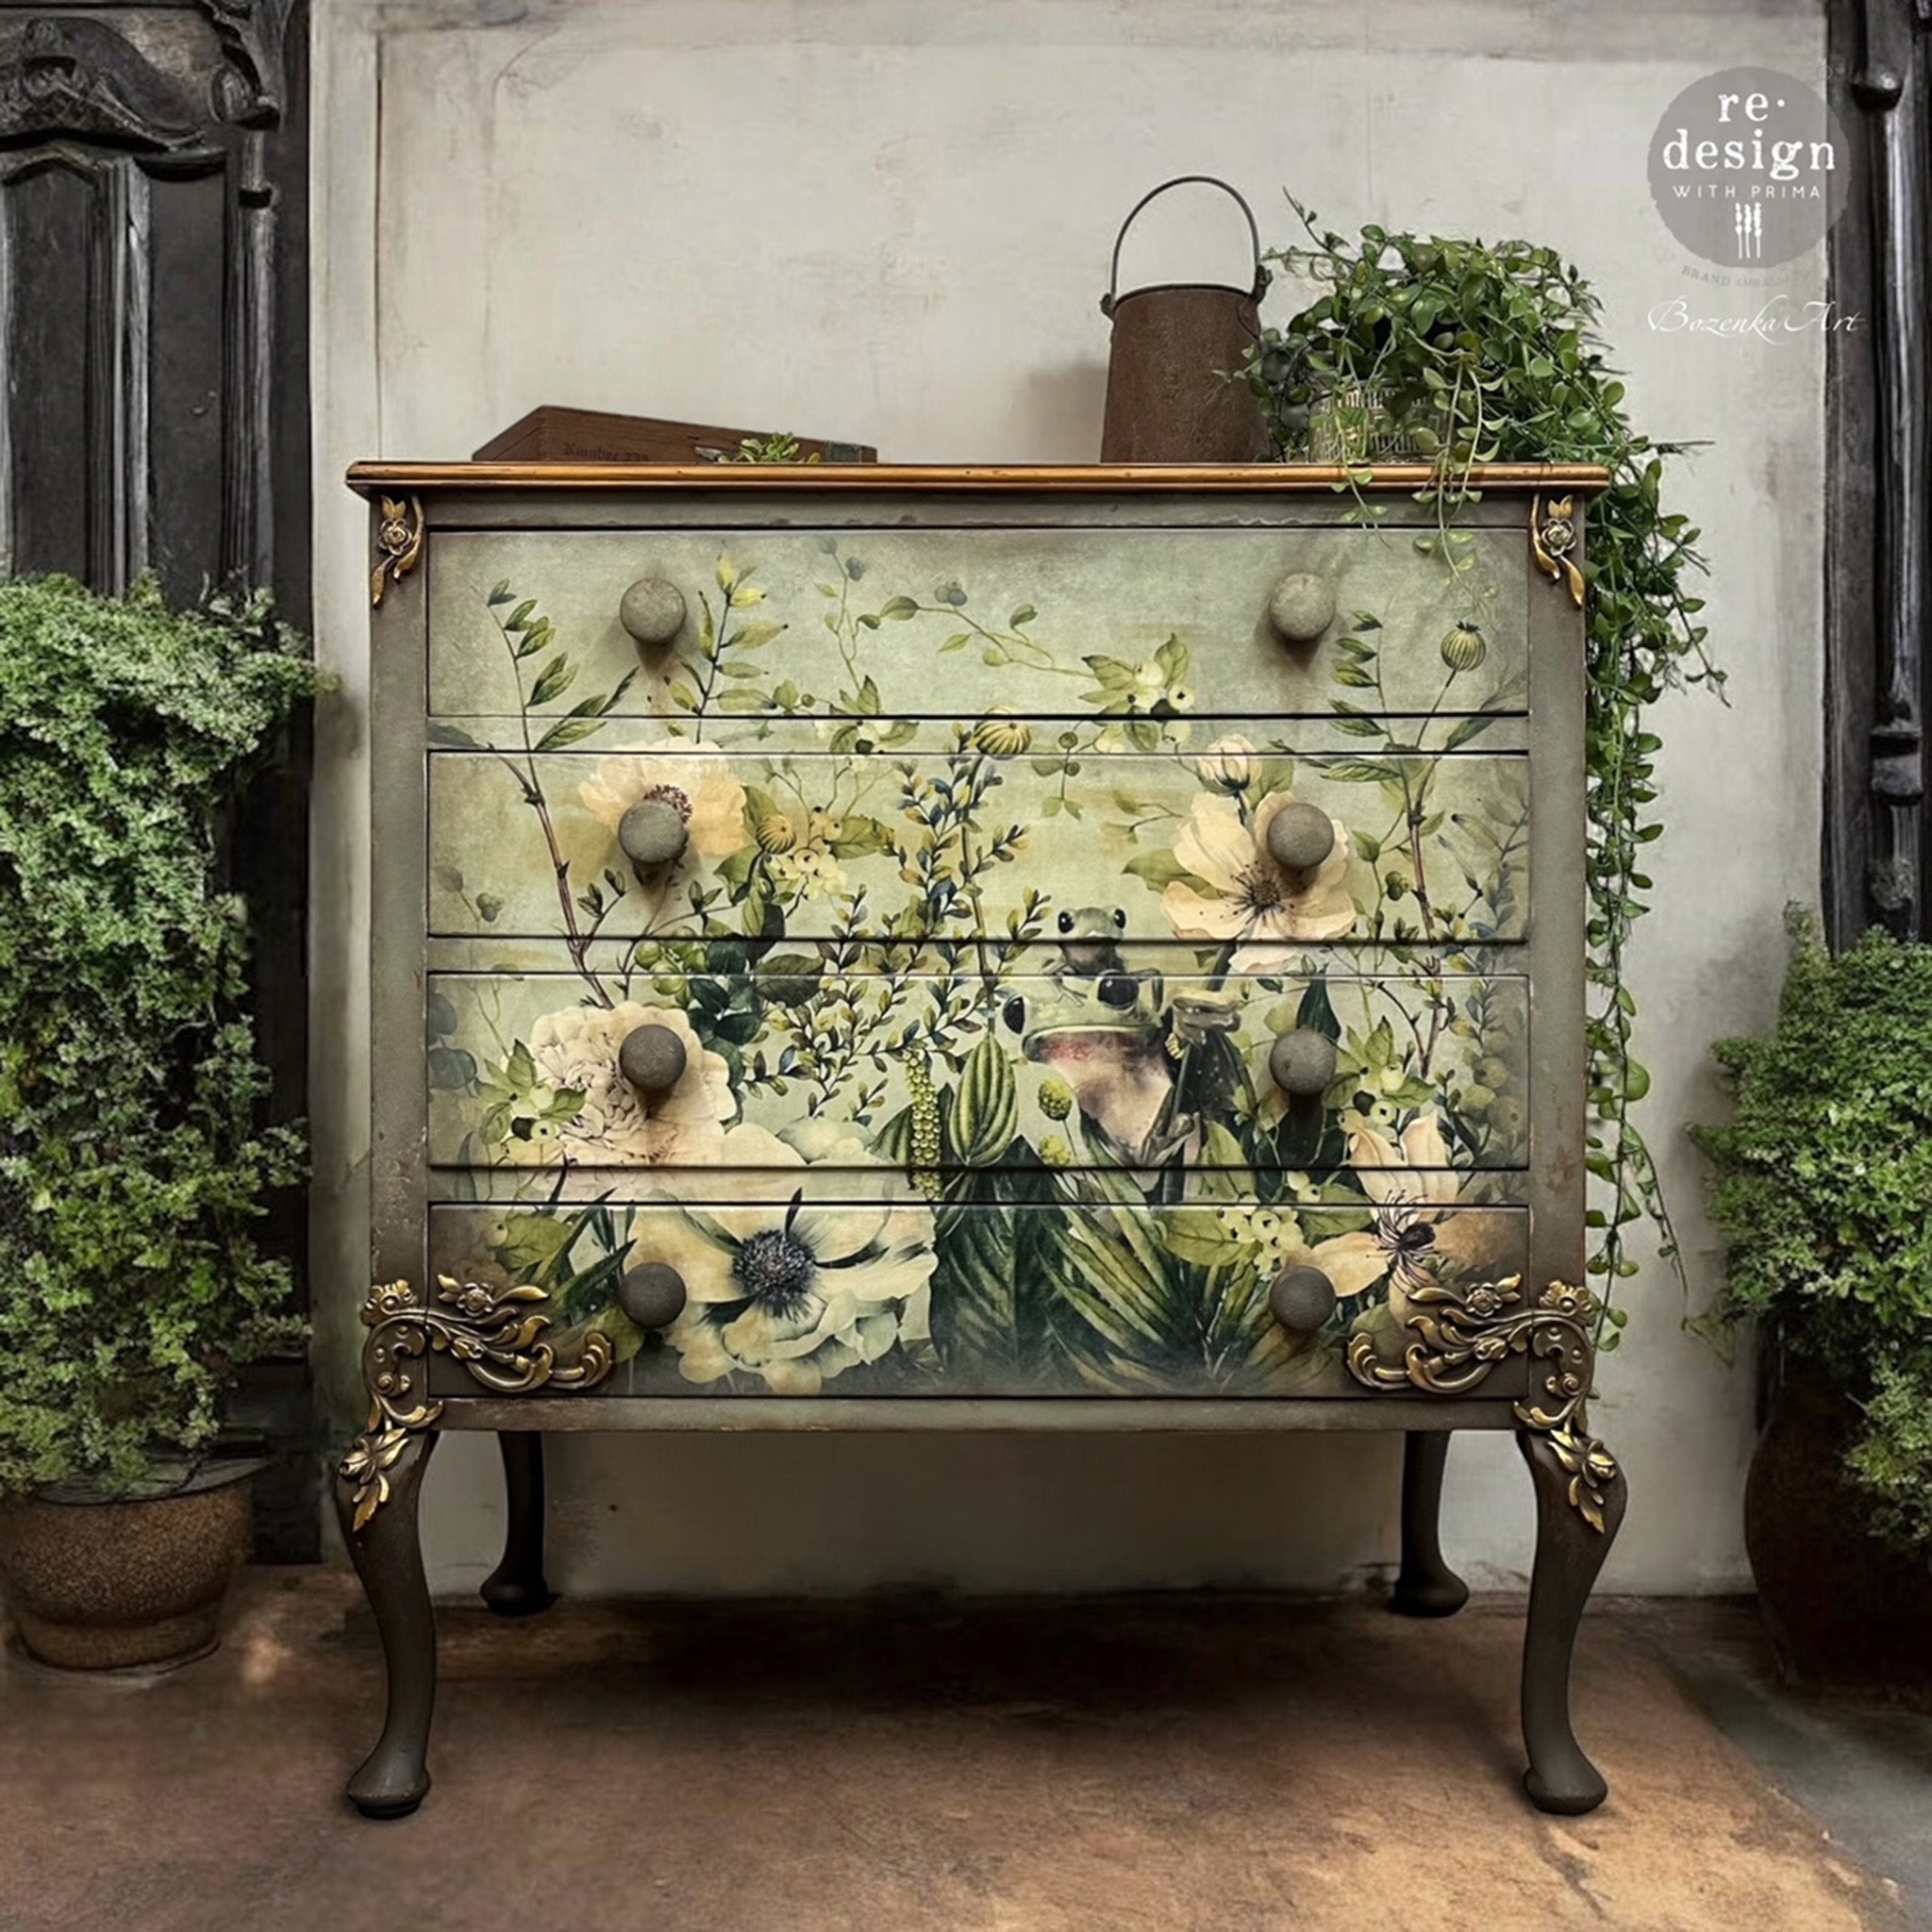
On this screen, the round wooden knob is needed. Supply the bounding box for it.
[619,1262,687,1329]
[1270,1264,1334,1334]
[1266,801,1337,873]
[1270,1028,1339,1099]
[1267,572,1336,643]
[618,798,689,868]
[620,575,686,646]
[618,1022,688,1095]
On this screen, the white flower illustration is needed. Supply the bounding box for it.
[580,748,747,859]
[645,1129,937,1394]
[1255,1114,1497,1327]
[527,1002,732,1165]
[1191,734,1257,793]
[1160,791,1356,967]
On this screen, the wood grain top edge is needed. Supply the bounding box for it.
[346,460,1611,496]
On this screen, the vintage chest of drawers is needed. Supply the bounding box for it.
[340,461,1621,1819]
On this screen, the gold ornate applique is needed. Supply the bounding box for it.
[339,1275,614,1529]
[1346,1274,1618,1530]
[1530,492,1585,608]
[369,494,425,608]
[1544,1422,1621,1535]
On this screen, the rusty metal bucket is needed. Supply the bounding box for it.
[1098,175,1270,463]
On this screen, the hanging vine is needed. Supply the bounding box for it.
[1241,200,1721,1346]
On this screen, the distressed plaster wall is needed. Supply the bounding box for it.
[311,0,1825,1597]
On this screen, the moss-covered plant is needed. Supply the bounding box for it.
[1692,912,1932,1561]
[0,575,322,1496]
[1241,203,1720,1342]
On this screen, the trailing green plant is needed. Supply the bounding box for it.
[1241,201,1721,1341]
[1692,910,1932,1560]
[0,575,323,1496]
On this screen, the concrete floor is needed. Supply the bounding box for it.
[1,1574,1925,1932]
[1628,1599,1932,1925]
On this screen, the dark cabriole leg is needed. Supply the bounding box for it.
[1391,1429,1469,1618]
[481,1430,556,1617]
[1517,1424,1628,1816]
[336,1429,439,1819]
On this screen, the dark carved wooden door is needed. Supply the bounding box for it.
[0,0,315,1557]
[1827,0,1932,941]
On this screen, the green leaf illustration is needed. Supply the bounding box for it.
[1122,848,1196,891]
[1158,1208,1247,1269]
[951,1035,1017,1166]
[533,717,606,752]
[1318,758,1400,784]
[1293,978,1341,1042]
[427,1044,477,1091]
[829,815,892,858]
[1442,712,1503,750]
[928,1167,1058,1375]
[527,656,578,706]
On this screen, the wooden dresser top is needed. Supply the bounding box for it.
[348,460,1610,497]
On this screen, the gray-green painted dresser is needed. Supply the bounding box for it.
[339,461,1621,1818]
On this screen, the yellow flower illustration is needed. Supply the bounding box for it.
[1264,1114,1496,1323]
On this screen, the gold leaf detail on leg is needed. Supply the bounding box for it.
[1346,1274,1619,1531]
[337,1274,613,1529]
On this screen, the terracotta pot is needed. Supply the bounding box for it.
[0,1460,256,1671]
[1744,1379,1932,1697]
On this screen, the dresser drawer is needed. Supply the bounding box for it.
[426,744,1530,945]
[426,524,1532,725]
[425,969,1529,1175]
[426,1189,1529,1399]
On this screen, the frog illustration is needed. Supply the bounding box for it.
[1050,904,1137,976]
[1003,908,1176,1163]
[1000,908,1255,1174]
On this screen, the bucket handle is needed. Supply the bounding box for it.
[1100,175,1270,317]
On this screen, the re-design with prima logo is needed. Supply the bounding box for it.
[1648,66,1851,267]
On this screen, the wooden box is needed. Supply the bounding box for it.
[471,404,875,465]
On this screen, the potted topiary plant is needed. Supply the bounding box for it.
[0,575,321,1670]
[1693,909,1932,1690]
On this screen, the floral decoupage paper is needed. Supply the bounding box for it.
[425,532,1533,1397]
